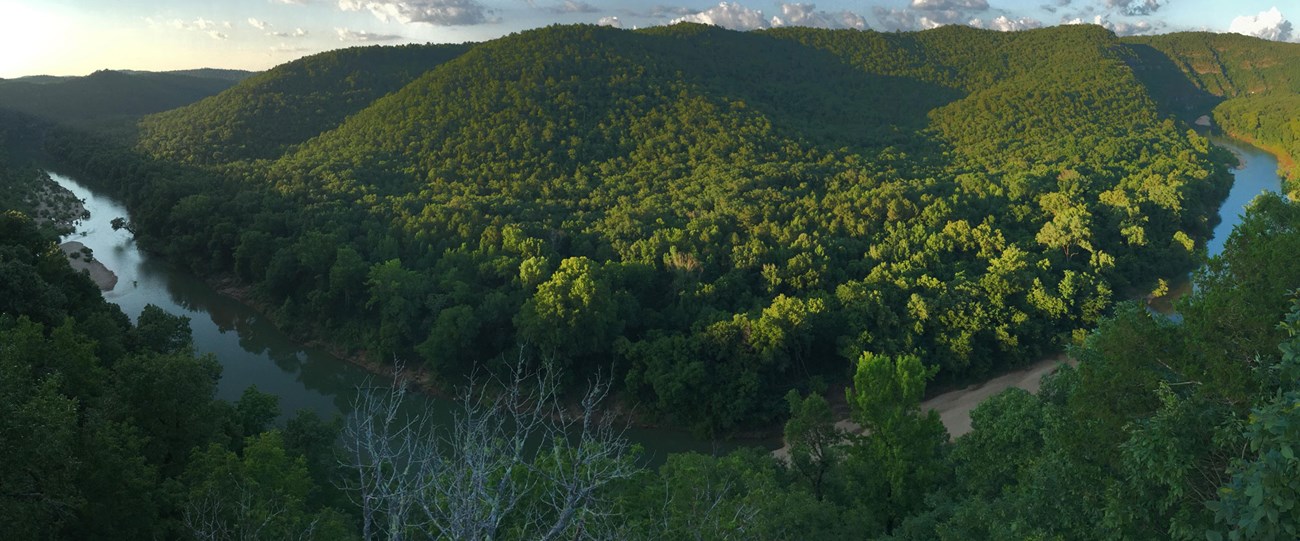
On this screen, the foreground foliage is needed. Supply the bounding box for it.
[7,124,1300,541]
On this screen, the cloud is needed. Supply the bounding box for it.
[338,0,490,26]
[1104,0,1162,16]
[873,7,960,30]
[1228,7,1293,42]
[597,16,623,28]
[335,27,405,41]
[248,17,271,30]
[771,3,867,30]
[547,0,599,13]
[971,15,1043,31]
[1040,1,1065,14]
[670,2,768,30]
[153,17,238,37]
[271,43,312,53]
[650,5,699,17]
[1063,14,1161,36]
[269,28,310,37]
[668,1,866,31]
[911,0,988,11]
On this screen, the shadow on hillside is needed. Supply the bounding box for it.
[637,27,962,156]
[1124,43,1223,119]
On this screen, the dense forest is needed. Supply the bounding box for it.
[5,19,1300,540]
[1125,32,1300,193]
[6,162,1300,540]
[44,24,1241,434]
[0,69,245,135]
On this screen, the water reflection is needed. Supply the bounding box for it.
[48,171,752,462]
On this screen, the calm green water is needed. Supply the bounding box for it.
[51,172,760,462]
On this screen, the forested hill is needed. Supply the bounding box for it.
[1125,32,1300,189]
[0,69,241,131]
[137,43,472,165]
[103,23,1238,433]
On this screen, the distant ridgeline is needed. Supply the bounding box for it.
[1125,32,1300,193]
[0,69,251,135]
[29,23,1291,433]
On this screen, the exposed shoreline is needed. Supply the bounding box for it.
[29,172,119,291]
[60,240,118,291]
[773,354,1075,459]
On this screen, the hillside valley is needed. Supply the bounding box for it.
[5,22,1300,540]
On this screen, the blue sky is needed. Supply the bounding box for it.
[0,0,1294,78]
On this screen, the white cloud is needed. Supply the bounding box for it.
[338,0,490,26]
[271,43,312,54]
[269,27,310,37]
[874,7,961,30]
[156,17,239,37]
[597,16,623,28]
[667,1,866,31]
[771,3,867,30]
[335,27,405,41]
[190,18,218,30]
[1228,7,1293,42]
[670,2,768,30]
[970,15,1042,31]
[248,17,271,30]
[1104,0,1162,16]
[1063,13,1160,35]
[911,0,988,11]
[547,0,599,13]
[651,5,699,17]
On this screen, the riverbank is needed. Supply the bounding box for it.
[1220,128,1298,197]
[25,172,119,290]
[59,241,118,291]
[773,353,1075,459]
[15,169,88,233]
[208,274,751,436]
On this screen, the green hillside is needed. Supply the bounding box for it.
[12,22,1300,541]
[0,70,238,131]
[1125,32,1300,189]
[137,43,471,165]
[102,23,1231,432]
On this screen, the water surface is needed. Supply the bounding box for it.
[52,172,754,462]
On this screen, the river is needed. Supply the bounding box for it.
[51,172,749,462]
[1146,135,1287,315]
[49,133,1285,457]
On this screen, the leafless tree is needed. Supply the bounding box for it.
[340,355,640,541]
[183,477,286,541]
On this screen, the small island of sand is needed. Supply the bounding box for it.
[60,241,118,291]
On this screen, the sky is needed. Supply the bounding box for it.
[0,0,1295,78]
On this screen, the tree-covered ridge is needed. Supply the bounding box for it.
[1213,94,1300,188]
[86,24,1230,433]
[1125,32,1300,190]
[1126,32,1300,98]
[136,43,472,165]
[0,207,358,539]
[0,70,238,133]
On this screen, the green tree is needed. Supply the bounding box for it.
[846,352,948,531]
[783,390,843,501]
